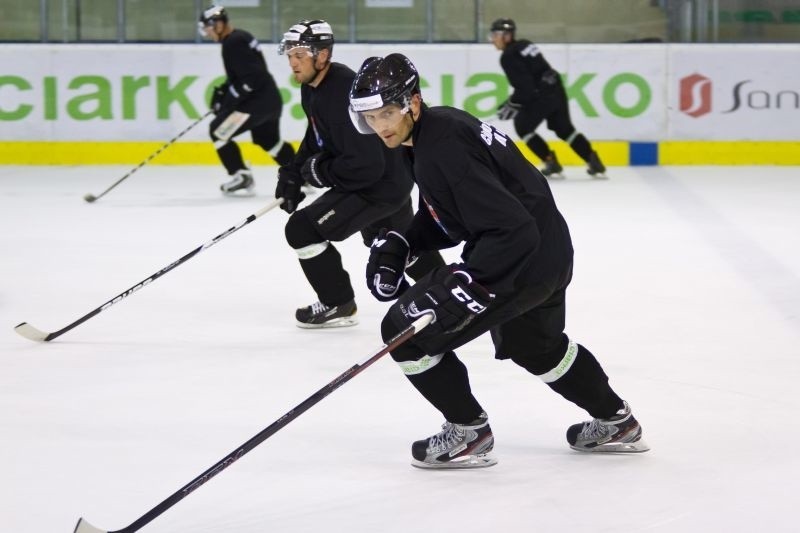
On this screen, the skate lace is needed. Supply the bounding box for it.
[310,301,330,315]
[581,418,609,440]
[429,422,466,452]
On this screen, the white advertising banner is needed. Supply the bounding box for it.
[669,44,800,140]
[0,43,797,142]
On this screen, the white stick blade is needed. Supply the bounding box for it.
[73,518,108,533]
[14,322,49,342]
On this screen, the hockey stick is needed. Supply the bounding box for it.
[73,313,433,533]
[14,198,284,342]
[83,110,213,203]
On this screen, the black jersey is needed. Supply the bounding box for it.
[404,106,573,296]
[500,39,561,106]
[220,29,281,108]
[294,62,413,204]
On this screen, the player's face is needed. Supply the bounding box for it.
[360,103,413,148]
[285,46,319,84]
[489,31,507,50]
[202,21,224,42]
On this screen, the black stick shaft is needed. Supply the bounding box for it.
[77,314,432,533]
[88,111,212,202]
[27,198,283,341]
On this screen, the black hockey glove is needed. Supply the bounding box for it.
[210,85,227,113]
[275,166,306,214]
[300,151,334,188]
[496,99,521,121]
[367,229,411,302]
[404,266,494,334]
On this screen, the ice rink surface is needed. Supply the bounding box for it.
[1,164,799,532]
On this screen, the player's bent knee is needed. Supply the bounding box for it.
[284,211,324,249]
[510,333,569,375]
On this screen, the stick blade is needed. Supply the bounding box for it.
[74,518,108,533]
[14,322,50,342]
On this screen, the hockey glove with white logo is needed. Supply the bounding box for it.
[275,166,306,214]
[300,151,334,188]
[210,84,227,113]
[404,266,494,334]
[496,99,522,121]
[367,229,411,302]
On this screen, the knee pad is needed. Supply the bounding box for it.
[252,131,280,153]
[555,128,576,142]
[284,211,324,250]
[381,312,436,369]
[534,337,579,383]
[510,333,569,375]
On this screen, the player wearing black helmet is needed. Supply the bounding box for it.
[489,17,607,179]
[349,53,647,469]
[273,21,443,328]
[199,5,295,195]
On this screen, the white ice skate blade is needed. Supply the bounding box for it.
[295,316,359,329]
[221,188,256,198]
[411,453,498,469]
[589,173,609,180]
[545,173,565,180]
[570,438,650,453]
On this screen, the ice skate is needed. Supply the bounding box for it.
[566,401,649,453]
[540,153,564,180]
[411,412,497,469]
[220,168,255,196]
[586,151,608,179]
[295,299,358,329]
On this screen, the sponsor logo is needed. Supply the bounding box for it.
[679,73,712,118]
[679,73,799,119]
[722,79,800,114]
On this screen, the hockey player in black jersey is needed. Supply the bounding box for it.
[199,5,295,195]
[274,20,443,328]
[349,53,648,468]
[490,18,607,179]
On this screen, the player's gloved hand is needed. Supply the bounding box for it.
[210,85,227,113]
[496,99,521,121]
[300,151,334,188]
[275,166,306,214]
[366,229,411,302]
[404,266,494,334]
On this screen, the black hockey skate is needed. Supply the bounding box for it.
[540,153,564,180]
[411,412,497,469]
[220,168,255,196]
[586,151,608,179]
[295,299,358,329]
[566,401,649,453]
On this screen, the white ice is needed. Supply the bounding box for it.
[1,164,799,533]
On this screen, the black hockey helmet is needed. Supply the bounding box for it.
[199,5,228,26]
[278,19,335,56]
[490,18,516,33]
[348,54,420,134]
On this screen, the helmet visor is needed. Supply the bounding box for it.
[349,96,409,135]
[278,40,314,58]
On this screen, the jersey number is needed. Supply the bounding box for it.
[520,43,541,58]
[480,122,508,147]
